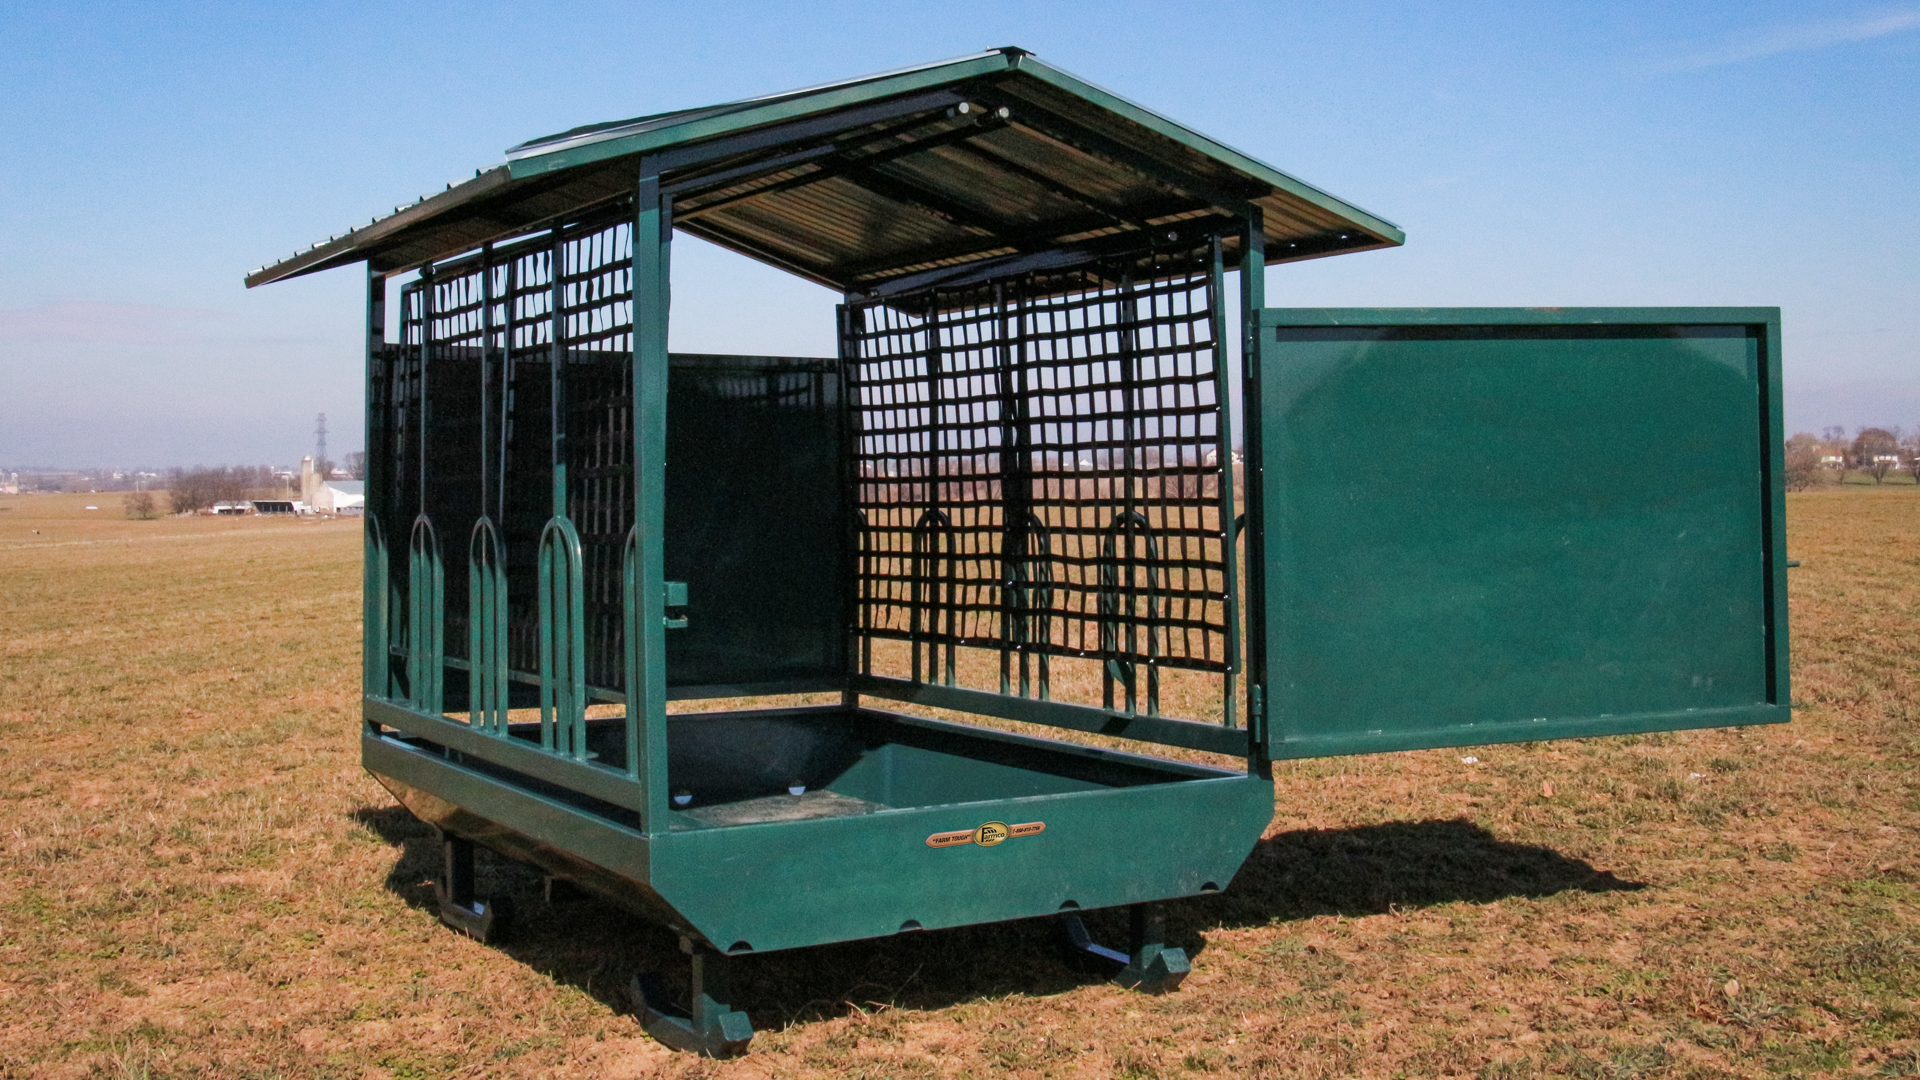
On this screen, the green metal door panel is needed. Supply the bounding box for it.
[1256,308,1788,759]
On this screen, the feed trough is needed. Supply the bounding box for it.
[247,47,1789,1056]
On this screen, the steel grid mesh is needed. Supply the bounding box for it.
[386,213,635,695]
[847,245,1235,688]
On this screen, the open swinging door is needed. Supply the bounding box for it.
[1254,308,1789,759]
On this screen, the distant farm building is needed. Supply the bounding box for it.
[315,481,364,515]
[300,456,365,514]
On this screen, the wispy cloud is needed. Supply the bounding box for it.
[1654,7,1920,72]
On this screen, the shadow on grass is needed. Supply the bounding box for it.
[349,807,1639,1034]
[1205,817,1643,925]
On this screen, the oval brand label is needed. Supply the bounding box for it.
[926,820,1044,849]
[973,821,1011,847]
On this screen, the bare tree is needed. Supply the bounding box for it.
[1852,427,1900,484]
[165,467,211,514]
[345,451,367,481]
[124,491,157,519]
[1783,433,1823,491]
[163,465,273,513]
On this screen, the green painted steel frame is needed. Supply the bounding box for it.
[362,700,1272,954]
[1250,306,1790,759]
[359,169,1274,862]
[631,169,673,831]
[354,175,1277,951]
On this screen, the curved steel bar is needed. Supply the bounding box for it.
[364,511,390,700]
[539,515,588,759]
[407,514,446,715]
[467,517,510,737]
[1100,509,1164,716]
[1002,511,1055,699]
[620,526,643,779]
[911,508,958,686]
[853,509,872,677]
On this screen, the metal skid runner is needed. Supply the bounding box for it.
[247,48,1789,1056]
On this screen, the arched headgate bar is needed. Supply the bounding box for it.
[1002,511,1054,700]
[406,514,445,716]
[909,508,959,686]
[377,208,636,716]
[1100,509,1164,717]
[847,239,1241,725]
[362,510,390,700]
[538,514,588,758]
[467,516,510,736]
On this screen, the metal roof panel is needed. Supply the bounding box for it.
[248,47,1404,291]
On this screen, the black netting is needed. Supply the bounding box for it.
[848,244,1236,684]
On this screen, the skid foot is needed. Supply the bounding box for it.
[435,886,513,943]
[543,875,586,905]
[434,832,512,944]
[1059,904,1190,993]
[631,940,754,1057]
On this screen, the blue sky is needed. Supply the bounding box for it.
[1,1,1914,467]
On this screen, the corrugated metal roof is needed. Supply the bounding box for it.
[247,47,1403,292]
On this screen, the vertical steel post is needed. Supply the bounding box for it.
[994,281,1018,698]
[419,267,432,518]
[549,236,567,518]
[1106,272,1143,716]
[540,232,587,757]
[470,249,506,736]
[499,256,517,523]
[1238,211,1268,765]
[630,168,673,825]
[479,247,494,519]
[1023,288,1049,702]
[410,269,445,716]
[1208,236,1239,729]
[364,268,390,702]
[835,299,865,706]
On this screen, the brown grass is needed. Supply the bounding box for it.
[2,487,1917,1078]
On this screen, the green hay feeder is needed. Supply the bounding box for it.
[248,48,1788,1056]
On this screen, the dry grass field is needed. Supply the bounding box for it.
[2,486,1917,1079]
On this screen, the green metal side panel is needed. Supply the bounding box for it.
[649,773,1273,954]
[1256,308,1789,759]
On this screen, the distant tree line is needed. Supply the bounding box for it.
[162,465,288,514]
[1784,427,1919,491]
